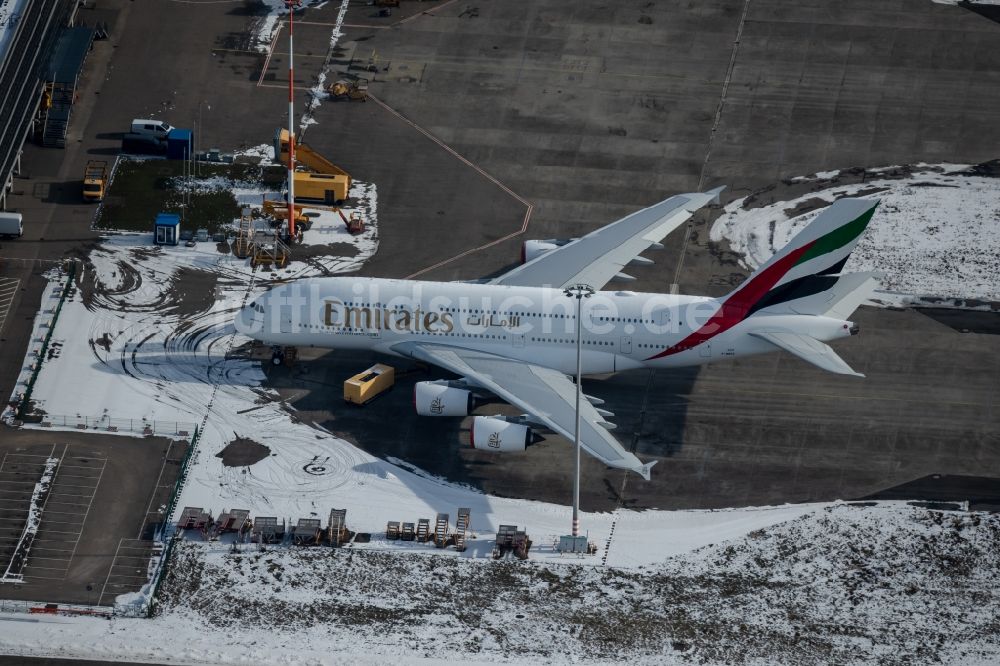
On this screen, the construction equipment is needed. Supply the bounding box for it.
[416,518,431,543]
[274,128,351,202]
[344,364,394,405]
[337,208,365,234]
[493,524,532,559]
[292,518,323,545]
[249,231,291,269]
[177,507,212,532]
[292,172,350,205]
[401,522,416,541]
[262,200,310,229]
[328,509,349,547]
[328,78,368,102]
[454,508,471,552]
[434,513,450,548]
[252,517,285,544]
[386,521,401,540]
[82,160,108,202]
[233,207,254,258]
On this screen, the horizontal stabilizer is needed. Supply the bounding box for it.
[750,330,863,377]
[819,271,882,320]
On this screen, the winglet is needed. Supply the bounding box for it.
[638,460,657,481]
[706,185,725,205]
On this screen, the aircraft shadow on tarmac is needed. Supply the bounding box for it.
[915,308,1000,335]
[267,347,697,509]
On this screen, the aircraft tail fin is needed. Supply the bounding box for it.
[750,270,883,319]
[723,198,879,318]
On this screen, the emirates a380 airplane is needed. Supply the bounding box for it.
[236,188,881,479]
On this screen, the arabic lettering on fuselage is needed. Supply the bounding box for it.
[463,314,521,329]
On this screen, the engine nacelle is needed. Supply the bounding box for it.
[521,239,574,264]
[470,416,533,453]
[414,382,473,416]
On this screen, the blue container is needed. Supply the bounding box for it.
[166,128,193,160]
[154,212,180,245]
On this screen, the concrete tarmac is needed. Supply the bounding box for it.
[0,0,997,662]
[0,0,997,575]
[264,0,1000,511]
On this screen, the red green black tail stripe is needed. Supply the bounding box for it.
[646,202,877,360]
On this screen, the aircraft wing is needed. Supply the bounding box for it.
[490,187,725,290]
[393,342,656,480]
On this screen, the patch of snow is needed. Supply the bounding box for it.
[0,0,30,65]
[790,169,840,182]
[2,502,998,665]
[711,163,1000,302]
[234,143,274,164]
[1,267,73,424]
[297,0,350,132]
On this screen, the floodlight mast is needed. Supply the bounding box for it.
[286,0,300,240]
[563,283,594,538]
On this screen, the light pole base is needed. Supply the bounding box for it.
[557,535,589,554]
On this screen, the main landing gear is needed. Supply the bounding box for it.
[270,346,298,366]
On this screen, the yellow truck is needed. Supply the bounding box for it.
[83,160,108,202]
[344,364,395,405]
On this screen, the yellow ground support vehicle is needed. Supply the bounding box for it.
[344,364,395,405]
[83,160,108,202]
[261,200,310,227]
[328,78,369,101]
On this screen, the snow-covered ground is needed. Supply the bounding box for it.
[0,0,29,65]
[1,502,997,665]
[710,163,1000,305]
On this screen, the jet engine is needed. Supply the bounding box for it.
[470,416,535,452]
[414,382,473,416]
[521,238,574,264]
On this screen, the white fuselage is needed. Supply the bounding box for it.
[236,277,856,375]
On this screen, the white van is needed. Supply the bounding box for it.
[129,119,175,141]
[0,211,23,238]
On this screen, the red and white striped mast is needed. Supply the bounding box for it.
[286,0,300,240]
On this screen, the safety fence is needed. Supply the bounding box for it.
[0,598,113,618]
[28,414,197,438]
[139,425,200,617]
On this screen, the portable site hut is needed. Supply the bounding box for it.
[154,212,180,246]
[166,128,193,160]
